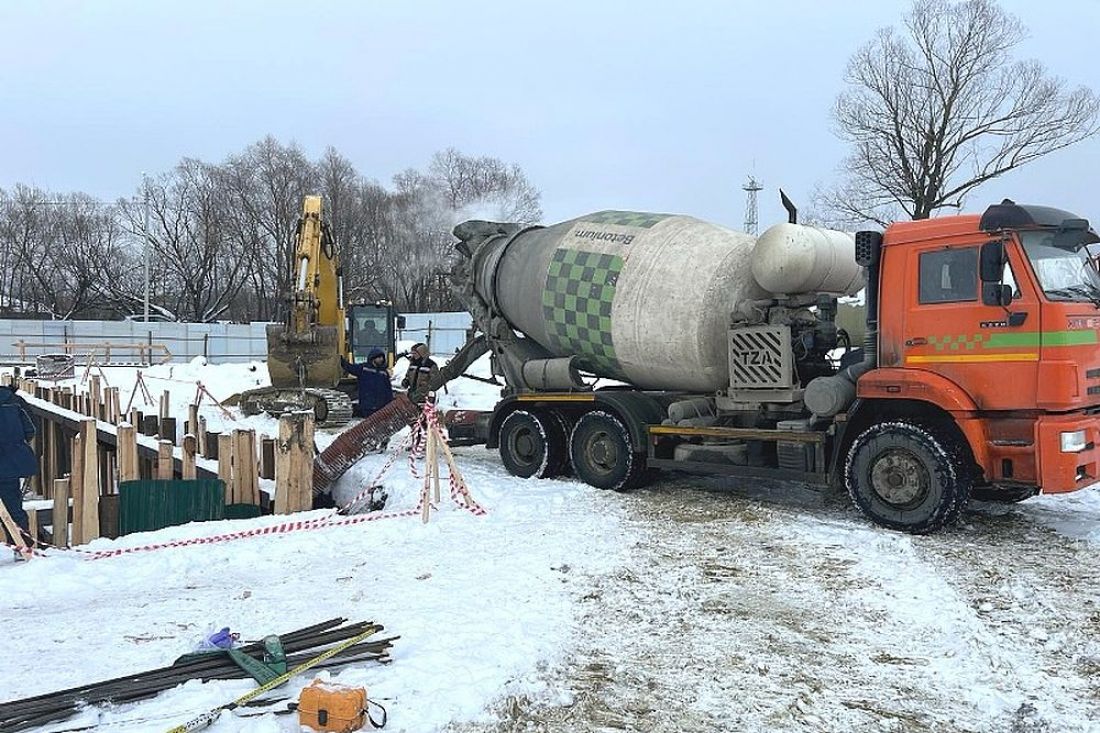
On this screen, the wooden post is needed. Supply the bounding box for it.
[421,428,437,524]
[90,375,102,413]
[99,495,119,539]
[159,390,170,421]
[187,404,199,438]
[157,440,174,480]
[70,434,84,543]
[218,434,234,503]
[182,434,197,480]
[109,387,121,425]
[160,416,177,446]
[260,437,276,480]
[204,429,220,459]
[117,424,140,484]
[233,429,259,506]
[275,413,315,514]
[141,414,159,437]
[78,418,100,544]
[27,508,39,546]
[52,478,70,547]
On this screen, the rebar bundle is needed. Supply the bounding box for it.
[0,618,395,732]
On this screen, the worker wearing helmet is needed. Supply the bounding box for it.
[340,348,394,418]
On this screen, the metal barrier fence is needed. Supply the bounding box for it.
[0,312,474,365]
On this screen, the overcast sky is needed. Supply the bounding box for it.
[1,0,1097,229]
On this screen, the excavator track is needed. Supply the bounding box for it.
[238,386,354,428]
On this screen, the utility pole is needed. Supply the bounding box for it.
[142,173,151,323]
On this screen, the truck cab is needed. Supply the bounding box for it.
[863,201,1100,502]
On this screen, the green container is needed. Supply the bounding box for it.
[118,479,227,535]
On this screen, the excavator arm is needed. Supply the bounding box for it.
[267,196,346,388]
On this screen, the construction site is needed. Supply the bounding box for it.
[2,1,1100,732]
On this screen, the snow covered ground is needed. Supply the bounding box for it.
[1,358,1099,732]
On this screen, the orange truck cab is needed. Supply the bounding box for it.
[862,200,1100,501]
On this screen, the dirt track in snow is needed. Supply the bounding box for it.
[451,464,1100,733]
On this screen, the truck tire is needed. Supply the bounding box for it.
[498,410,568,479]
[569,410,646,491]
[845,420,971,534]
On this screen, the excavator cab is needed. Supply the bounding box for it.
[347,302,404,367]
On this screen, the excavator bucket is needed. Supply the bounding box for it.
[266,323,342,388]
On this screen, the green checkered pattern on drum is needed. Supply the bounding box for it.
[580,211,669,228]
[543,248,624,377]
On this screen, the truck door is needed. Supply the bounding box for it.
[898,240,1039,411]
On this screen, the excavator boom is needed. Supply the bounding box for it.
[235,196,353,426]
[266,195,345,388]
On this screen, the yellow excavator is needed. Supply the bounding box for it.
[236,195,377,426]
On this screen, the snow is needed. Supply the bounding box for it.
[2,357,1100,732]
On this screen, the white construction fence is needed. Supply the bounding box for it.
[0,312,473,366]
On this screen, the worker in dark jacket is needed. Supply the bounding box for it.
[0,385,37,542]
[401,343,439,405]
[341,348,394,418]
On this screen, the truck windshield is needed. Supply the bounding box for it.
[1019,230,1100,304]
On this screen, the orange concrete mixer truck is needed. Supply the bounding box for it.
[445,198,1100,533]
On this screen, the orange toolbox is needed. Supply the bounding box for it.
[298,679,384,731]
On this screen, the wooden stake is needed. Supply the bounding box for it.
[117,424,140,484]
[187,403,199,439]
[157,440,174,480]
[160,416,177,446]
[233,429,259,505]
[260,437,275,480]
[218,434,234,503]
[197,416,208,456]
[109,387,121,425]
[275,414,315,514]
[90,375,102,413]
[28,508,39,546]
[78,418,100,544]
[182,434,197,480]
[0,500,30,558]
[71,434,84,543]
[159,390,170,421]
[52,478,70,548]
[429,427,441,503]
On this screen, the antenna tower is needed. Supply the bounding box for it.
[743,175,763,235]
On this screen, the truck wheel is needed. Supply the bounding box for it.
[498,410,567,479]
[845,421,971,534]
[569,410,646,491]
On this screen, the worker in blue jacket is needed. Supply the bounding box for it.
[341,348,394,418]
[0,385,37,543]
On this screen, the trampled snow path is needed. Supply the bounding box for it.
[453,478,1100,733]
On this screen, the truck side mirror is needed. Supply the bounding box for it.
[982,282,1012,307]
[396,315,407,329]
[979,241,1005,282]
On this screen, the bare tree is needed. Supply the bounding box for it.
[0,138,543,321]
[222,136,318,320]
[117,160,255,322]
[827,0,1099,224]
[428,147,542,223]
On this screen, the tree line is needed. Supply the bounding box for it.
[0,138,542,322]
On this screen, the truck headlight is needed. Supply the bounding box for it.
[1060,430,1088,453]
